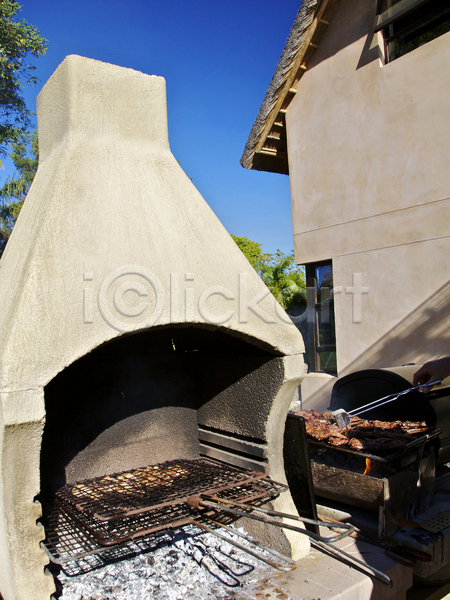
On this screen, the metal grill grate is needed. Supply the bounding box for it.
[41,458,287,555]
[55,458,269,520]
[308,430,441,470]
[40,493,192,572]
[420,511,450,534]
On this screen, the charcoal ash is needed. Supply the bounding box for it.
[52,524,281,600]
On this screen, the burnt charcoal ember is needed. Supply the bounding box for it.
[293,409,432,453]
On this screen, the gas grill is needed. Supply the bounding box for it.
[330,366,450,463]
[307,427,440,537]
[288,410,441,538]
[292,365,450,540]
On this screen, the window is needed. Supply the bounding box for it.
[375,0,450,63]
[299,261,337,375]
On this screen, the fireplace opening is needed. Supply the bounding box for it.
[40,324,283,493]
[37,323,324,590]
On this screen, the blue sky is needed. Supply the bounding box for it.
[5,0,301,255]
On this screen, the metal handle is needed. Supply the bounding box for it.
[349,380,442,417]
[192,518,297,572]
[311,539,393,587]
[192,496,392,586]
[188,495,354,544]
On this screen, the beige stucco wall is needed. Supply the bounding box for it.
[286,0,450,406]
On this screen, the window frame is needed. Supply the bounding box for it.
[375,0,450,63]
[374,0,431,32]
[304,260,337,375]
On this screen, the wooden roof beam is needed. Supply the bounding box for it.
[253,0,333,156]
[260,148,288,156]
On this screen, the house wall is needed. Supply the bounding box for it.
[286,0,450,410]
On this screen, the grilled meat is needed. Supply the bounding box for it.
[294,409,432,453]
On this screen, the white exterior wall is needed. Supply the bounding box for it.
[286,0,450,410]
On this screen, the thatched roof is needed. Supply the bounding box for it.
[240,0,339,175]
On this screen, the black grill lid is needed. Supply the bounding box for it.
[330,368,436,425]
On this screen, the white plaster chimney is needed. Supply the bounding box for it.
[0,56,305,599]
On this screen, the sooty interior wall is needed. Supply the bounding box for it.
[40,325,279,490]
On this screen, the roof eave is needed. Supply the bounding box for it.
[241,0,339,174]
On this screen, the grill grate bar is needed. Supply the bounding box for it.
[39,494,185,569]
[41,458,287,551]
[55,458,268,521]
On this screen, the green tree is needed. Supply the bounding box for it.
[0,0,47,155]
[0,128,38,254]
[231,234,306,315]
[230,234,267,271]
[259,250,306,314]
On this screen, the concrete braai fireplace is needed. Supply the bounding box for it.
[0,56,306,600]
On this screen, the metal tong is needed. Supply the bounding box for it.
[332,380,442,428]
[192,518,298,572]
[189,495,393,585]
[188,494,354,544]
[188,494,353,573]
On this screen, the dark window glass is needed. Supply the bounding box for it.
[383,0,450,62]
[301,261,337,375]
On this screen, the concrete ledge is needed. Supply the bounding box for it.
[238,530,413,600]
